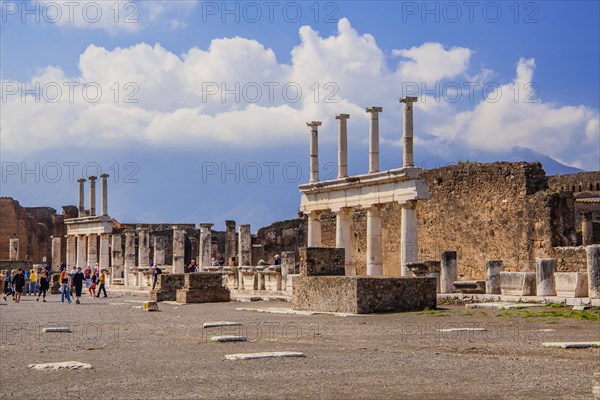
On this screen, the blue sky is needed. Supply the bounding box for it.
[1,1,599,230]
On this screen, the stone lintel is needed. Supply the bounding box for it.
[400,96,418,103]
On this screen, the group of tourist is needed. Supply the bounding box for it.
[1,263,107,304]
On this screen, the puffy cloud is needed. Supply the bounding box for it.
[392,42,472,82]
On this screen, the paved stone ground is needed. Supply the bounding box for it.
[0,294,598,400]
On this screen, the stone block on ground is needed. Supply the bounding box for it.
[144,301,159,311]
[542,342,600,349]
[176,287,230,304]
[203,321,242,328]
[209,335,247,342]
[29,361,93,371]
[500,272,536,296]
[452,280,486,294]
[225,351,305,360]
[554,272,588,298]
[299,247,345,276]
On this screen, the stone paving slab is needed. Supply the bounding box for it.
[465,302,546,310]
[209,335,248,342]
[29,361,93,371]
[225,351,305,360]
[437,327,487,332]
[542,342,600,349]
[235,307,368,317]
[438,294,600,307]
[203,321,242,328]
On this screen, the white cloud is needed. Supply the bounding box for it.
[392,42,472,82]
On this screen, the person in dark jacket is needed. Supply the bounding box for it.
[37,270,50,302]
[72,267,85,304]
[152,266,162,290]
[13,268,26,303]
[3,269,13,301]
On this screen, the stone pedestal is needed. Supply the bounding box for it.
[223,268,238,289]
[500,272,536,296]
[240,269,257,290]
[300,248,345,276]
[485,260,503,294]
[172,226,185,273]
[586,245,600,298]
[51,237,62,272]
[263,270,282,291]
[554,272,588,298]
[148,273,185,302]
[238,224,252,267]
[535,258,557,296]
[440,251,457,293]
[175,273,230,304]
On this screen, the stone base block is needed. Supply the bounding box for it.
[240,272,257,290]
[292,276,436,314]
[224,272,238,289]
[453,280,486,294]
[500,272,535,296]
[185,272,224,289]
[149,289,175,302]
[554,272,588,298]
[176,288,230,304]
[263,272,282,291]
[299,247,345,276]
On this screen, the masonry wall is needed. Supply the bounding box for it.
[253,218,307,266]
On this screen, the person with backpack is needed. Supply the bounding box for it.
[13,269,26,303]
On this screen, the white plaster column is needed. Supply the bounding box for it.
[87,234,98,268]
[77,178,86,216]
[400,201,418,276]
[307,121,322,183]
[123,231,136,286]
[335,207,352,274]
[51,236,62,272]
[137,228,150,267]
[172,226,185,273]
[366,107,383,174]
[336,114,350,178]
[238,224,252,267]
[99,233,110,272]
[77,235,87,268]
[307,211,322,247]
[66,235,77,267]
[100,173,109,216]
[89,176,97,216]
[400,96,418,168]
[9,238,19,261]
[111,234,123,279]
[366,205,383,276]
[199,223,214,271]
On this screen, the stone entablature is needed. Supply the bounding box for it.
[65,216,113,235]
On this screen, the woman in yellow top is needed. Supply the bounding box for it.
[28,269,37,296]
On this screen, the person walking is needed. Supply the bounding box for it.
[13,268,26,303]
[28,268,37,296]
[37,270,49,302]
[88,272,97,298]
[151,265,162,290]
[96,270,107,298]
[72,267,85,304]
[3,269,13,301]
[59,267,71,304]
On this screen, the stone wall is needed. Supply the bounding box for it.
[548,171,600,196]
[254,218,307,265]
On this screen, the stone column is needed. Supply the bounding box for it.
[366,107,383,174]
[87,234,98,268]
[485,259,503,294]
[536,258,557,296]
[100,173,109,216]
[76,235,87,268]
[89,176,97,216]
[400,96,418,168]
[441,251,457,293]
[199,223,214,271]
[66,235,77,267]
[172,226,185,273]
[99,233,110,272]
[77,178,86,216]
[307,211,322,247]
[582,212,593,246]
[153,236,166,266]
[335,208,352,275]
[306,121,322,183]
[124,231,136,286]
[586,245,600,298]
[281,251,296,291]
[111,234,123,279]
[137,228,150,267]
[366,206,383,276]
[9,238,19,261]
[336,114,350,178]
[225,220,237,260]
[400,201,418,276]
[51,236,61,272]
[238,224,252,267]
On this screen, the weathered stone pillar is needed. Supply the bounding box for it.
[100,173,109,216]
[238,224,252,267]
[111,234,123,279]
[400,96,418,168]
[99,233,110,272]
[582,212,593,246]
[586,245,600,298]
[366,206,383,276]
[66,235,77,267]
[307,211,322,247]
[137,228,150,267]
[9,238,19,261]
[441,251,457,293]
[77,178,86,216]
[51,236,62,272]
[535,258,557,296]
[124,231,136,286]
[87,234,98,268]
[172,226,185,274]
[306,121,322,183]
[336,114,350,178]
[366,107,383,174]
[485,259,503,294]
[153,236,166,266]
[199,223,214,271]
[89,176,97,216]
[400,201,418,276]
[76,235,87,268]
[225,220,237,260]
[335,208,352,275]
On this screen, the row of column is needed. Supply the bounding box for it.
[77,174,109,217]
[197,222,251,269]
[66,233,110,271]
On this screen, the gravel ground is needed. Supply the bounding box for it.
[0,294,598,400]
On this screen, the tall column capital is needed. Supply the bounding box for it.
[335,113,350,121]
[306,121,323,129]
[77,178,87,183]
[366,106,383,114]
